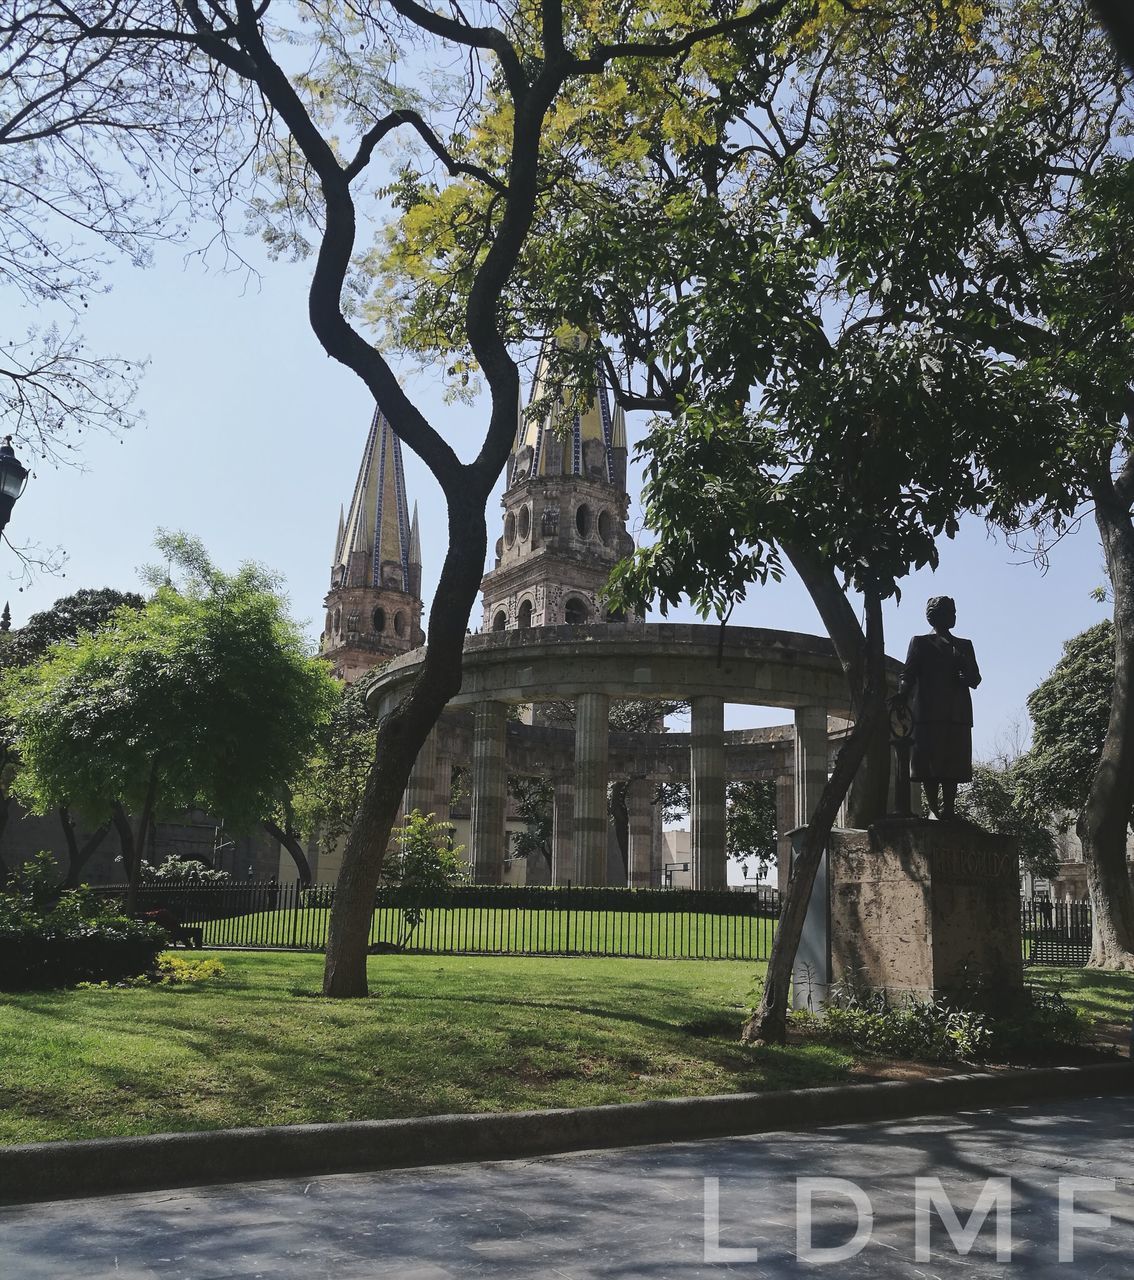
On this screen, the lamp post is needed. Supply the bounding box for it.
[0,437,28,535]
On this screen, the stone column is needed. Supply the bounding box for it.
[403,727,438,818]
[573,692,610,885]
[433,753,452,830]
[775,772,795,895]
[794,706,829,829]
[627,778,655,888]
[690,695,727,889]
[469,700,508,884]
[552,776,574,885]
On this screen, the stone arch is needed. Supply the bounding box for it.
[492,609,507,632]
[518,598,534,629]
[564,596,588,625]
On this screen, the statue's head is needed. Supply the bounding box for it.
[926,595,956,628]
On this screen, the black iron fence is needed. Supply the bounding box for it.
[90,885,1094,967]
[1021,897,1093,967]
[93,881,781,961]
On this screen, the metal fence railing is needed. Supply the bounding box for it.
[1021,898,1093,967]
[93,881,782,961]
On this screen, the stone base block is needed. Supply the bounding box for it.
[829,821,1023,1003]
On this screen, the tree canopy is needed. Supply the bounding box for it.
[5,536,338,901]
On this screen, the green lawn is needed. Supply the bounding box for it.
[0,951,845,1145]
[3,956,1127,1148]
[1029,966,1134,1031]
[192,906,776,960]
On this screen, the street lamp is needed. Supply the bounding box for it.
[0,437,28,534]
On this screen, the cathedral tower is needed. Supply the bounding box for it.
[321,408,424,683]
[480,342,634,633]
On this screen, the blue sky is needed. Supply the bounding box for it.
[3,233,1108,759]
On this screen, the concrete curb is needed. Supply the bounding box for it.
[2,1061,1130,1206]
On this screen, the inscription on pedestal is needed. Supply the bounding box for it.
[932,845,1016,882]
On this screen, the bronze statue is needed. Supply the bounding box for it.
[895,596,981,820]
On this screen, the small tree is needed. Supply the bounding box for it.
[5,535,338,910]
[381,810,468,949]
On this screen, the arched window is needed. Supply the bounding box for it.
[518,599,533,629]
[575,503,592,537]
[372,606,386,632]
[492,610,507,632]
[394,611,407,637]
[564,597,588,625]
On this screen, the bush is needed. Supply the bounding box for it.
[0,853,166,989]
[791,977,1091,1065]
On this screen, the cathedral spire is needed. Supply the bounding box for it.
[321,407,425,682]
[332,407,414,593]
[509,338,621,487]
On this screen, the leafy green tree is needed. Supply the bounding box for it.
[957,767,1059,881]
[269,679,379,886]
[1017,623,1115,820]
[375,0,1115,1029]
[28,0,811,998]
[5,535,338,910]
[0,587,145,885]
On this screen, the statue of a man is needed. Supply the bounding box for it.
[897,596,982,820]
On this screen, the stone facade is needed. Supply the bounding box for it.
[480,342,633,636]
[826,823,1024,1002]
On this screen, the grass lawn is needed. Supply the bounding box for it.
[0,951,848,1145]
[3,956,1127,1148]
[1029,966,1134,1038]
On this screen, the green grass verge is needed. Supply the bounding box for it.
[0,951,845,1145]
[1029,966,1134,1029]
[191,906,776,960]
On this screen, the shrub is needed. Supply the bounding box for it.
[0,852,166,989]
[792,977,1092,1065]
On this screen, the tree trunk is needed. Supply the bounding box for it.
[1080,476,1134,968]
[263,820,313,887]
[111,803,140,914]
[60,808,111,888]
[323,497,492,997]
[742,585,887,1045]
[781,541,890,826]
[112,766,160,916]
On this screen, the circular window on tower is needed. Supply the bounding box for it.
[518,599,534,629]
[333,607,342,634]
[575,503,592,538]
[394,611,407,637]
[518,505,531,541]
[598,509,613,545]
[372,606,386,632]
[564,597,588,625]
[504,510,517,546]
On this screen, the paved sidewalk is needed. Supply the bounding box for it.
[2,1094,1132,1278]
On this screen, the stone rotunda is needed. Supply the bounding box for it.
[323,353,863,889]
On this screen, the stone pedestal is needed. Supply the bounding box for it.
[828,822,1023,1002]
